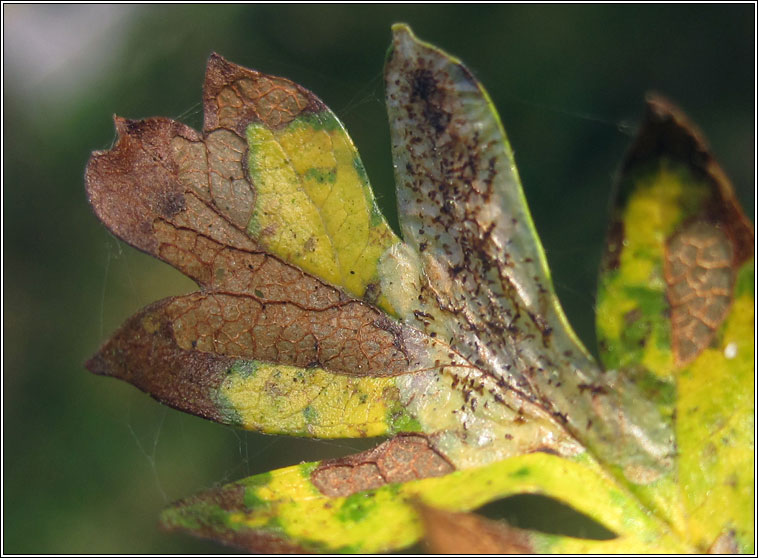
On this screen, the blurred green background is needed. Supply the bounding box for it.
[3,4,754,553]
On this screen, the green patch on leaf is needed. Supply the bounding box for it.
[304,167,337,184]
[298,461,319,479]
[230,360,259,379]
[734,258,754,298]
[511,467,531,478]
[302,405,318,424]
[387,404,423,433]
[337,492,378,523]
[289,111,342,133]
[243,472,274,510]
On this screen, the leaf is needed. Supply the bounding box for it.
[85,24,753,554]
[596,95,754,551]
[159,449,690,554]
[381,24,672,476]
[85,83,425,439]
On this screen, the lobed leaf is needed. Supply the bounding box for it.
[86,23,753,554]
[85,89,440,438]
[85,32,595,466]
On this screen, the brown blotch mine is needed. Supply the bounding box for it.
[622,94,753,266]
[203,52,324,134]
[85,116,204,256]
[607,94,754,369]
[664,219,735,366]
[311,434,454,497]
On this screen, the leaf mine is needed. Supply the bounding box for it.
[665,220,733,366]
[598,95,753,376]
[85,50,584,462]
[311,434,455,497]
[87,85,448,433]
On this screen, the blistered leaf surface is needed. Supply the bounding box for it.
[86,24,753,554]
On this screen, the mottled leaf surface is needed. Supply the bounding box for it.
[160,451,688,554]
[596,96,754,551]
[85,80,439,439]
[86,23,753,554]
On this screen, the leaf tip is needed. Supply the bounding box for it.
[641,91,713,153]
[635,93,754,255]
[644,91,685,118]
[160,485,310,553]
[84,350,112,378]
[111,113,128,131]
[391,22,429,56]
[391,22,414,39]
[84,331,134,383]
[205,51,230,75]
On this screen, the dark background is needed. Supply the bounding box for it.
[3,4,754,553]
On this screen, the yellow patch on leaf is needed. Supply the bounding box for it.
[676,276,754,550]
[219,362,398,438]
[246,118,399,304]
